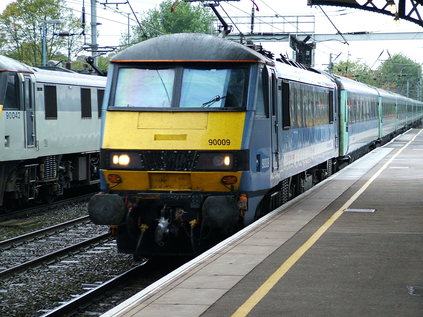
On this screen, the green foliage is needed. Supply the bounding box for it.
[333,60,376,86]
[333,54,422,100]
[0,0,83,66]
[376,54,422,100]
[69,54,111,74]
[128,0,215,45]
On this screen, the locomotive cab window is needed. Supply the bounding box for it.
[255,66,269,118]
[111,65,249,110]
[2,72,20,110]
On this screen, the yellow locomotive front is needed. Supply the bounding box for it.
[88,34,267,257]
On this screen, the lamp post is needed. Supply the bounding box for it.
[42,19,62,67]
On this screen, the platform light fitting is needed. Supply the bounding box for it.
[386,0,397,15]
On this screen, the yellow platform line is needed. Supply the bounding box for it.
[232,129,422,317]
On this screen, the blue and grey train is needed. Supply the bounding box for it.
[0,55,106,210]
[88,33,423,257]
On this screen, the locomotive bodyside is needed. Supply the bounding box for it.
[0,55,106,208]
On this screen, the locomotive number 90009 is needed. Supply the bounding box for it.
[208,138,231,146]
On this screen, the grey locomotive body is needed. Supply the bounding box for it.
[0,55,106,209]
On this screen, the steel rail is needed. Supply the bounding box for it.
[0,215,90,248]
[41,259,149,317]
[0,233,110,279]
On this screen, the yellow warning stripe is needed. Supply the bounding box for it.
[232,129,422,317]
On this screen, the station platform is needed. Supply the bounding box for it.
[103,129,423,317]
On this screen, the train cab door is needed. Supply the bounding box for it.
[378,95,383,139]
[339,89,349,156]
[330,89,339,150]
[269,68,279,171]
[23,75,36,148]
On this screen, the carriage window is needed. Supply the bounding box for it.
[97,89,104,118]
[329,90,334,123]
[289,83,297,127]
[81,88,92,118]
[282,81,290,128]
[4,73,19,110]
[45,85,57,119]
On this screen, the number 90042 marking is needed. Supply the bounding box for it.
[208,139,231,146]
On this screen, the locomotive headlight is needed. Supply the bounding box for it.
[119,154,130,166]
[196,153,234,170]
[212,155,232,167]
[111,154,131,166]
[223,155,231,166]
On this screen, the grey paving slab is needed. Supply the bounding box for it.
[178,274,244,289]
[133,304,209,317]
[154,287,227,305]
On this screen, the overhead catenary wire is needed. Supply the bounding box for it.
[318,5,349,45]
[62,0,164,43]
[219,2,245,39]
[225,0,345,62]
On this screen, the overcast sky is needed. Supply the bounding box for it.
[0,0,422,69]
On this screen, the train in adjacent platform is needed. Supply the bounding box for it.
[0,55,106,210]
[88,33,423,258]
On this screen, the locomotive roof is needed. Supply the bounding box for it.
[0,55,105,87]
[33,67,107,87]
[111,33,273,64]
[0,55,33,73]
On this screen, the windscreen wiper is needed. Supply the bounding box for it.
[202,95,226,107]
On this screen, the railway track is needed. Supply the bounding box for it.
[0,193,94,223]
[41,256,190,317]
[42,260,149,317]
[0,218,110,278]
[0,212,182,317]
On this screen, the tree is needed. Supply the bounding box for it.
[0,0,84,66]
[128,0,215,45]
[333,60,376,86]
[376,54,422,100]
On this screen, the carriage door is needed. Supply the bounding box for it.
[270,69,279,170]
[23,75,36,147]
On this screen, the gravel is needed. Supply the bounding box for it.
[0,241,138,317]
[0,201,90,241]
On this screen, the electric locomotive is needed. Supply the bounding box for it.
[0,55,106,209]
[89,33,340,257]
